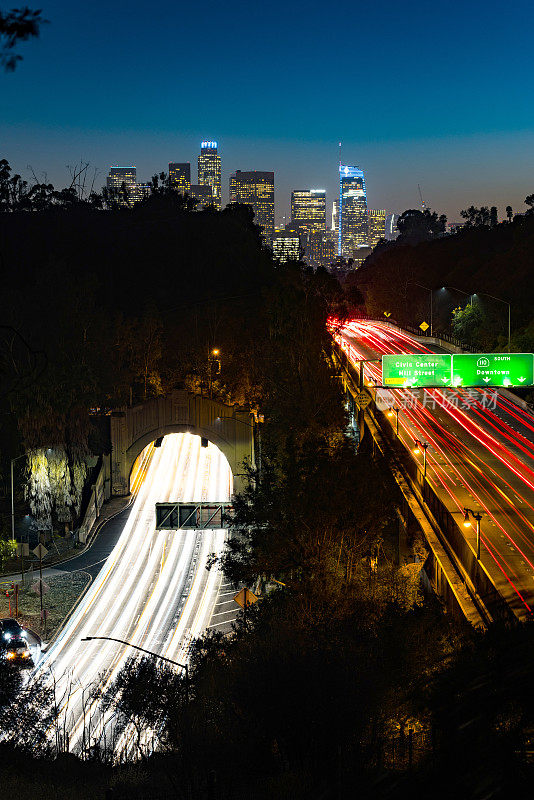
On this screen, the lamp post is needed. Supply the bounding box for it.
[10,453,26,585]
[387,406,400,436]
[408,282,434,335]
[208,348,221,399]
[472,292,511,353]
[440,286,475,305]
[463,508,482,560]
[413,439,429,477]
[81,635,189,701]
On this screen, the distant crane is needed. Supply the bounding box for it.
[418,184,426,212]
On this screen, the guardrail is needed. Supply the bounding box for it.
[345,314,478,352]
[76,455,111,544]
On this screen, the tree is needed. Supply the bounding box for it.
[460,205,492,227]
[451,302,484,343]
[525,194,534,215]
[490,205,498,227]
[506,205,513,222]
[396,208,447,243]
[0,5,46,70]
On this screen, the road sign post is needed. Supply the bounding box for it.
[452,353,534,387]
[382,354,452,387]
[32,542,47,615]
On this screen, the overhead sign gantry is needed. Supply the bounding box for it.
[381,353,534,388]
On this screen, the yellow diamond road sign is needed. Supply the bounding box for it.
[233,588,259,609]
[419,321,430,332]
[355,392,371,409]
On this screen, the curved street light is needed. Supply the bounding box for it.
[463,508,483,560]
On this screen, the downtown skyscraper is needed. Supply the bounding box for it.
[169,162,191,195]
[338,165,369,257]
[368,209,386,248]
[229,170,275,239]
[197,141,221,209]
[106,166,149,206]
[291,189,326,233]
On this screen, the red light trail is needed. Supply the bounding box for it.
[336,319,534,618]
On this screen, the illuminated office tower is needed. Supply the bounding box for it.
[368,209,386,248]
[191,183,213,208]
[198,141,221,209]
[338,165,369,256]
[291,189,326,233]
[332,200,339,233]
[106,166,138,205]
[385,213,400,240]
[272,230,301,262]
[169,162,191,195]
[305,231,336,268]
[229,170,275,239]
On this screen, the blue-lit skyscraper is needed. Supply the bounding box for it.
[198,141,221,209]
[338,165,369,257]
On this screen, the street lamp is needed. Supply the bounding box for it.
[440,286,475,305]
[463,508,482,560]
[408,282,434,336]
[208,348,221,399]
[471,292,511,353]
[387,406,401,435]
[413,439,429,477]
[10,453,27,585]
[81,636,190,700]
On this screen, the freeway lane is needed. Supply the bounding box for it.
[338,320,534,620]
[35,432,232,756]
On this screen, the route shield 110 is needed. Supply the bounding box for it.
[451,353,534,387]
[382,354,452,387]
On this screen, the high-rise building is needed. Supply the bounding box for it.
[229,170,275,239]
[272,230,301,262]
[291,189,326,233]
[106,167,150,206]
[368,209,386,248]
[305,231,336,269]
[385,213,400,240]
[331,200,339,233]
[169,162,191,195]
[198,141,221,209]
[191,184,213,208]
[338,165,369,256]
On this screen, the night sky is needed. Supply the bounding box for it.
[2,0,534,223]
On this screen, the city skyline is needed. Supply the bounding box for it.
[6,131,534,226]
[3,0,534,224]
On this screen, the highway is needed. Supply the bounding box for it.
[337,319,534,620]
[35,432,232,757]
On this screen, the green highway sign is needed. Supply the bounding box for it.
[451,353,534,387]
[382,354,452,387]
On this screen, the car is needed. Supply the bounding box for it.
[0,618,26,641]
[0,619,32,666]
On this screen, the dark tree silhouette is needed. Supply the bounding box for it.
[0,6,46,70]
[396,208,447,243]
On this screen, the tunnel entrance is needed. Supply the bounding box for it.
[129,432,233,501]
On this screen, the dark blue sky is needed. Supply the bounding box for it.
[2,0,534,222]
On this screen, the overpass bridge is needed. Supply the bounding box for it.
[110,389,256,497]
[334,321,534,628]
